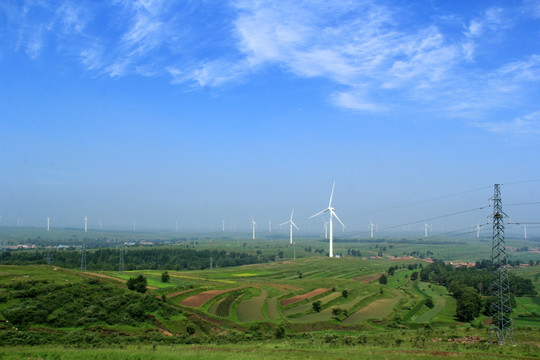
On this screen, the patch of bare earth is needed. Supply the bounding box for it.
[280,288,331,306]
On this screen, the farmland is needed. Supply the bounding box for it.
[1,228,539,359]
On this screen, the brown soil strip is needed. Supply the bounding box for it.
[280,288,331,306]
[180,286,246,307]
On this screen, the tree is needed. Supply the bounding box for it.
[127,274,147,293]
[425,298,434,309]
[161,271,170,283]
[341,289,349,298]
[410,272,419,281]
[312,300,322,312]
[379,274,388,285]
[455,286,482,322]
[388,266,395,276]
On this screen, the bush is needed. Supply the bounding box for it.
[312,300,322,312]
[425,298,434,309]
[379,274,387,285]
[127,275,147,293]
[161,271,170,283]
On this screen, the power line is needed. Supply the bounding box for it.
[505,201,540,206]
[347,206,488,237]
[342,185,492,220]
[502,179,540,186]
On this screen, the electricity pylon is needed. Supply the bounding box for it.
[489,184,514,345]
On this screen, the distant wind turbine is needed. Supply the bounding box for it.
[370,220,374,238]
[47,217,50,232]
[84,217,88,232]
[280,209,299,245]
[323,221,329,239]
[310,181,345,258]
[523,225,527,239]
[251,217,257,240]
[424,221,428,237]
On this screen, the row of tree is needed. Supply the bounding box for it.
[0,247,267,271]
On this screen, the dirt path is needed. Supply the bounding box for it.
[353,273,382,283]
[83,272,157,290]
[280,288,331,306]
[166,288,196,298]
[180,286,246,307]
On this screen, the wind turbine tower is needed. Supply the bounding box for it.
[47,217,50,232]
[424,221,428,237]
[222,220,225,232]
[280,209,299,245]
[523,225,527,239]
[370,220,374,238]
[323,221,329,239]
[310,181,345,258]
[84,217,88,232]
[269,220,272,233]
[251,217,256,240]
[477,224,481,238]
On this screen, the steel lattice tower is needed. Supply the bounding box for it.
[489,184,514,345]
[81,242,87,271]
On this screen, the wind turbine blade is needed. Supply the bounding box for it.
[291,221,299,230]
[328,181,336,207]
[290,208,294,220]
[309,208,328,219]
[332,210,345,229]
[280,221,289,226]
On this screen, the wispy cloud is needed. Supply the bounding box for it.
[475,111,540,135]
[1,0,539,136]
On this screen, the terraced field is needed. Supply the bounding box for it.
[96,257,457,327]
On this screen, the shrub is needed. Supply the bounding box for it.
[161,271,170,283]
[127,275,147,293]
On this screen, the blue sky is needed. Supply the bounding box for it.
[0,0,539,236]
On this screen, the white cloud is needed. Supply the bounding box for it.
[331,90,385,113]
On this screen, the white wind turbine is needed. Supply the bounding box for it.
[251,217,257,240]
[424,221,428,237]
[323,221,329,239]
[370,220,374,238]
[280,209,299,245]
[310,181,345,258]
